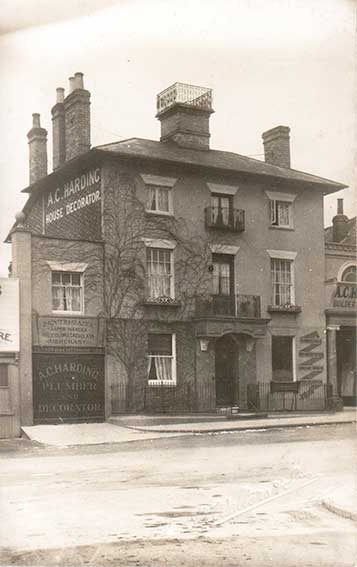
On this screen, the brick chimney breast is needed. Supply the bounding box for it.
[64,72,91,162]
[262,125,291,168]
[156,83,214,151]
[27,113,48,185]
[51,87,66,170]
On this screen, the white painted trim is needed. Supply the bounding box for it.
[47,261,88,272]
[292,336,297,382]
[266,249,297,260]
[142,238,177,250]
[337,261,357,282]
[265,190,297,203]
[140,174,177,188]
[207,183,239,195]
[209,244,240,255]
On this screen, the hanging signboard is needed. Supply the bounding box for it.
[0,278,19,352]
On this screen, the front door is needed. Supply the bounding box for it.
[212,254,235,316]
[215,334,238,406]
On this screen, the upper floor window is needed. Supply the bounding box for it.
[52,271,83,313]
[341,265,357,283]
[210,194,233,227]
[271,258,294,306]
[146,184,172,215]
[146,247,174,300]
[265,190,296,229]
[140,174,177,216]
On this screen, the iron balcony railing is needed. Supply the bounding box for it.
[195,294,261,319]
[205,206,245,232]
[157,82,213,114]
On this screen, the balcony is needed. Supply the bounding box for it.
[195,294,261,319]
[205,206,245,232]
[157,82,213,114]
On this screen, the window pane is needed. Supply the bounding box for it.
[146,186,156,210]
[52,272,61,284]
[278,202,290,226]
[342,266,357,282]
[148,334,172,355]
[157,187,169,212]
[71,273,81,286]
[62,273,70,285]
[272,336,293,381]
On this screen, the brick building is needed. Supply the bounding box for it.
[6,73,349,426]
[325,200,356,406]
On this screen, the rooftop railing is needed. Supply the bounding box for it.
[157,82,213,114]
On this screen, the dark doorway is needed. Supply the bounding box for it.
[215,334,238,406]
[337,327,356,405]
[272,336,294,381]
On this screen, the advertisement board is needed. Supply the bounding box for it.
[0,278,19,352]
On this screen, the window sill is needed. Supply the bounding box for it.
[142,298,181,307]
[267,305,302,314]
[145,210,174,217]
[148,381,177,387]
[269,225,295,231]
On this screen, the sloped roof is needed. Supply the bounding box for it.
[95,137,347,192]
[325,217,356,246]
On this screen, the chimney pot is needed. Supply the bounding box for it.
[332,198,349,242]
[56,87,65,104]
[74,72,84,90]
[32,113,41,128]
[337,198,344,215]
[69,76,75,93]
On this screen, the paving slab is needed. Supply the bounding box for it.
[21,422,189,447]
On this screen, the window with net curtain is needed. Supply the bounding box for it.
[147,334,176,383]
[52,272,83,313]
[146,248,173,299]
[270,199,292,227]
[271,259,293,306]
[146,184,172,214]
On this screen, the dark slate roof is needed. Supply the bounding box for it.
[325,217,356,245]
[95,137,347,192]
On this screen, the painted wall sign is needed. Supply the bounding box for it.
[43,168,102,240]
[33,354,104,422]
[333,284,357,308]
[33,316,103,348]
[0,278,19,352]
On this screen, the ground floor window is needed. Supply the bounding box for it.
[147,333,176,385]
[272,336,294,381]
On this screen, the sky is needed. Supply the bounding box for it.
[0,0,355,276]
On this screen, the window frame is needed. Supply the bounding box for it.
[146,247,175,301]
[51,270,84,315]
[270,257,295,307]
[145,184,173,216]
[147,333,177,386]
[265,190,296,230]
[272,335,296,382]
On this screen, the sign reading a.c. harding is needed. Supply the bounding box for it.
[0,278,19,352]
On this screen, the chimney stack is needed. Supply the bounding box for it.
[27,113,48,185]
[332,198,349,242]
[262,125,291,168]
[64,72,91,161]
[51,87,66,170]
[156,82,214,151]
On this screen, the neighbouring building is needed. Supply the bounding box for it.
[325,200,356,406]
[5,73,350,427]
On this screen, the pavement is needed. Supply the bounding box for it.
[21,407,356,446]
